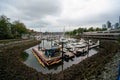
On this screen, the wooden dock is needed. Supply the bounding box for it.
[32,50,46,67]
[32,48,62,66]
[33,48,61,61]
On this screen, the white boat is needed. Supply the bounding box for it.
[52,40,59,47]
[65,42,76,52]
[59,37,69,43]
[73,42,88,54]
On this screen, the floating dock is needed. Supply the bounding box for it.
[32,48,62,67]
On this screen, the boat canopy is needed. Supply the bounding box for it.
[44,47,61,57]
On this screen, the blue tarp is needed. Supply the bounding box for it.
[45,50,49,57]
[44,48,60,57]
[45,48,58,51]
[118,77,120,80]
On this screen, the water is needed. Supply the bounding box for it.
[24,40,98,74]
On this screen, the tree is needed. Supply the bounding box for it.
[101,27,107,31]
[72,29,77,35]
[0,15,12,39]
[0,15,32,39]
[65,27,108,36]
[95,27,101,31]
[12,21,28,37]
[83,28,87,32]
[88,27,94,31]
[77,28,84,33]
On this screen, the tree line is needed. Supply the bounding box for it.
[0,15,34,39]
[65,27,107,35]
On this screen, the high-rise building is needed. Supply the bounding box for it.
[102,24,106,28]
[117,16,120,29]
[107,21,111,28]
[119,16,120,25]
[115,23,119,29]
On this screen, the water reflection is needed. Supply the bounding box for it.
[24,40,97,74]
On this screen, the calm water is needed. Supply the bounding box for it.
[24,40,97,74]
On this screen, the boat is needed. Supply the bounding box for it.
[32,47,62,67]
[52,40,60,47]
[72,42,88,56]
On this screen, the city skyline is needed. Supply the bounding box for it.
[0,0,120,32]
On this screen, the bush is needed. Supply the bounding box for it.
[21,51,29,61]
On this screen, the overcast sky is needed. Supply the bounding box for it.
[0,0,120,32]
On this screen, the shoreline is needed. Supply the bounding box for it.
[0,40,119,80]
[90,51,120,80]
[0,40,48,80]
[49,41,119,80]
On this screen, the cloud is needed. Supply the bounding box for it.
[0,0,61,26]
[0,0,120,32]
[15,0,61,19]
[56,0,120,28]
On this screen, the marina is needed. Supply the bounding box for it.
[1,1,120,79]
[32,37,99,67]
[24,38,99,74]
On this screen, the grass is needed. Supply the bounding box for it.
[21,51,29,61]
[0,39,28,44]
[0,40,11,44]
[0,39,22,44]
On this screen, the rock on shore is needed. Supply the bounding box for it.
[90,51,120,80]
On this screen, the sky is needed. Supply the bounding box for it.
[0,0,120,32]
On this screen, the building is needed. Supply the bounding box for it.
[107,21,112,29]
[115,23,119,29]
[21,34,30,39]
[81,29,120,40]
[102,24,106,29]
[119,16,120,25]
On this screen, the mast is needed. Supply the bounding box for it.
[63,26,65,38]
